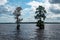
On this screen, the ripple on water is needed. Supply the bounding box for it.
[0,24,60,40]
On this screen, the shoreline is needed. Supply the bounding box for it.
[0,22,60,24]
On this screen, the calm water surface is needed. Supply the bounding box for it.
[0,24,60,40]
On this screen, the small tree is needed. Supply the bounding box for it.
[13,7,23,30]
[35,5,47,29]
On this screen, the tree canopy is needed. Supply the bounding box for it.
[35,6,47,20]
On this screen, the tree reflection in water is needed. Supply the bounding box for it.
[35,28,45,40]
[14,28,24,40]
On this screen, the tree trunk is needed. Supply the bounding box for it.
[37,18,44,29]
[16,16,20,30]
[40,21,44,29]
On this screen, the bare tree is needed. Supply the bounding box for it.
[13,7,23,30]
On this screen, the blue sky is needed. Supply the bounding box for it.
[0,0,60,22]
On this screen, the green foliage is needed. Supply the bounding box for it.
[35,5,47,29]
[35,5,47,20]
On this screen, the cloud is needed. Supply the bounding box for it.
[27,1,50,16]
[0,0,8,5]
[49,4,60,14]
[22,0,51,22]
[46,13,60,18]
[45,18,60,22]
[26,0,60,22]
[27,1,40,7]
[50,8,60,14]
[0,14,15,23]
[0,6,7,14]
[4,5,15,13]
[0,5,15,22]
[49,0,60,4]
[0,0,60,22]
[27,1,51,12]
[0,5,14,15]
[21,7,36,22]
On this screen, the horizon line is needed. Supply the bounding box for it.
[0,22,60,24]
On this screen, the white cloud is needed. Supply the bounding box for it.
[26,1,51,22]
[0,14,15,23]
[0,0,60,22]
[26,0,60,22]
[27,1,40,7]
[27,1,41,11]
[27,0,51,11]
[46,13,60,18]
[4,5,15,13]
[50,4,60,10]
[21,7,36,22]
[0,0,8,5]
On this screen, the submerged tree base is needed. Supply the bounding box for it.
[36,20,44,29]
[17,24,20,30]
[36,24,44,29]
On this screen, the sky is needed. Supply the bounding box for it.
[0,0,60,22]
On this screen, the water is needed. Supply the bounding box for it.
[0,24,60,40]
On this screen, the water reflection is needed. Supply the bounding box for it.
[14,29,24,40]
[14,29,19,40]
[13,24,37,40]
[0,24,60,40]
[35,28,45,40]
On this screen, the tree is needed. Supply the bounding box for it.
[13,7,23,30]
[35,5,47,29]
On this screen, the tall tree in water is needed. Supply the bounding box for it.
[35,6,47,29]
[13,7,23,30]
